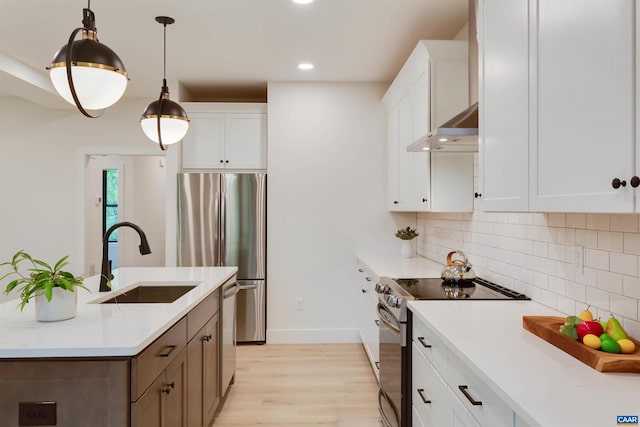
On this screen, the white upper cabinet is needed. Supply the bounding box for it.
[530,0,635,212]
[181,103,267,170]
[480,0,637,213]
[478,0,530,212]
[384,40,473,212]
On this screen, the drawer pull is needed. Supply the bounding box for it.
[365,277,372,281]
[458,385,482,406]
[203,334,212,342]
[417,388,431,404]
[162,382,175,394]
[417,337,431,348]
[159,345,177,358]
[375,319,380,327]
[358,268,364,272]
[375,361,380,370]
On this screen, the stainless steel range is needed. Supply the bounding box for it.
[375,276,529,427]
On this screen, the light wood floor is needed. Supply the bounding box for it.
[213,343,382,426]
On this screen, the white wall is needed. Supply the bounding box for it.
[0,96,167,302]
[266,82,414,343]
[417,157,640,340]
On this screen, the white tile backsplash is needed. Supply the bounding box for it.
[417,209,640,333]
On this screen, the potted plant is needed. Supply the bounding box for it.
[1,250,88,321]
[395,226,419,258]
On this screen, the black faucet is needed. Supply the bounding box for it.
[99,221,152,292]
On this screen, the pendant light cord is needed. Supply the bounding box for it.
[157,20,169,151]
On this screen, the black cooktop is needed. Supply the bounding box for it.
[393,277,530,300]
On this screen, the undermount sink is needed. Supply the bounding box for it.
[98,283,197,304]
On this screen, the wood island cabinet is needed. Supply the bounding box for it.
[0,287,223,427]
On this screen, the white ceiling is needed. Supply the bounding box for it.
[0,0,468,101]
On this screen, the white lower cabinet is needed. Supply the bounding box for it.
[356,260,379,380]
[412,311,523,427]
[412,343,448,427]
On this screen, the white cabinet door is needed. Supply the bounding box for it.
[224,114,267,170]
[387,105,402,210]
[412,71,430,140]
[412,344,448,427]
[530,0,635,212]
[478,0,529,211]
[182,113,225,169]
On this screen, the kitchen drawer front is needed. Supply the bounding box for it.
[412,343,448,427]
[132,317,187,400]
[356,260,379,284]
[412,315,447,374]
[447,350,513,427]
[187,289,220,341]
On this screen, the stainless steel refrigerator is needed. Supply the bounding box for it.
[177,173,266,343]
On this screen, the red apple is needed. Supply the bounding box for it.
[576,321,604,343]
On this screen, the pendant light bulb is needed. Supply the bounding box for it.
[140,16,189,150]
[48,2,128,116]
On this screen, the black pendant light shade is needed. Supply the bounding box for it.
[140,16,189,150]
[48,4,128,117]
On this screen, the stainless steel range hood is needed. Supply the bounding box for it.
[408,0,479,153]
[407,102,478,152]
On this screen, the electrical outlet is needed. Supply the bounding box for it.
[572,246,584,275]
[89,262,96,276]
[295,297,304,311]
[19,401,56,426]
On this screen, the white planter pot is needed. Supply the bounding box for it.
[35,287,77,322]
[400,240,414,258]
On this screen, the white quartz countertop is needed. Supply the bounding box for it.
[408,300,640,427]
[0,267,237,358]
[357,253,443,278]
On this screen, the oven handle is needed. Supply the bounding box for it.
[377,387,397,427]
[377,303,401,334]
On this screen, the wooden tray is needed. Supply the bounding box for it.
[522,316,640,373]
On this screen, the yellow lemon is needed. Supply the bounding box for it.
[582,334,601,350]
[617,339,636,354]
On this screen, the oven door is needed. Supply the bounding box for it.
[377,302,402,427]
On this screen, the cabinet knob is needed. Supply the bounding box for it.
[203,334,212,342]
[361,289,367,293]
[393,201,399,205]
[225,160,229,163]
[422,198,428,203]
[162,382,175,394]
[612,178,627,189]
[631,176,640,188]
[220,160,224,164]
[474,192,482,198]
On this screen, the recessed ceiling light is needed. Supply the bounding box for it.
[422,147,430,151]
[438,138,448,142]
[298,63,314,70]
[293,0,314,4]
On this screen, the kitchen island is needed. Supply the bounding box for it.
[0,266,237,427]
[409,300,640,427]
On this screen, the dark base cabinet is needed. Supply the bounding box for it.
[188,312,220,427]
[0,286,225,427]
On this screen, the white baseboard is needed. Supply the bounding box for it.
[266,328,360,344]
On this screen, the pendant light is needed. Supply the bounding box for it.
[48,0,128,117]
[140,16,189,151]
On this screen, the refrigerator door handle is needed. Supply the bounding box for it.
[219,190,226,267]
[237,283,258,290]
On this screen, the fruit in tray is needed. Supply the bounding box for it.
[558,309,636,354]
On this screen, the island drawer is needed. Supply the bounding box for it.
[131,317,187,400]
[187,289,220,341]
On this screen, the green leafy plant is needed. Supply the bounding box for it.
[395,226,419,241]
[1,250,88,311]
